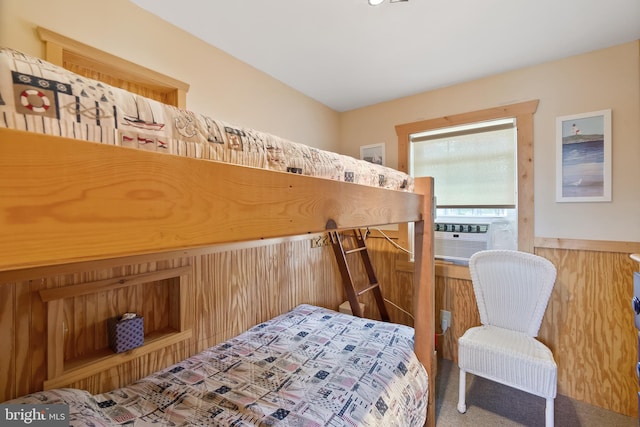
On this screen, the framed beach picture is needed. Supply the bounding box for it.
[360,143,385,166]
[555,109,611,202]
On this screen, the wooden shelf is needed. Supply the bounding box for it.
[40,266,191,390]
[44,329,192,390]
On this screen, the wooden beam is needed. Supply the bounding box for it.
[0,128,424,272]
[412,176,435,427]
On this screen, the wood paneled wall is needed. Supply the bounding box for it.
[435,247,639,417]
[0,237,351,402]
[434,271,478,362]
[537,248,637,416]
[2,229,636,418]
[0,231,420,403]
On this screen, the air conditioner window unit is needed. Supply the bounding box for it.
[434,217,516,264]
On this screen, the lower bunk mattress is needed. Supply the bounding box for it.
[8,304,428,426]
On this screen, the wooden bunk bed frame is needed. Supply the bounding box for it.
[0,126,436,426]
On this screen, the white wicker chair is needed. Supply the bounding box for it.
[457,250,558,426]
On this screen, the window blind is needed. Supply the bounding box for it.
[410,119,516,208]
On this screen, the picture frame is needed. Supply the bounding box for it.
[555,109,611,202]
[360,143,385,166]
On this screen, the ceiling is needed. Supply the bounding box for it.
[131,0,640,112]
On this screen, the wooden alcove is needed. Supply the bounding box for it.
[39,266,192,390]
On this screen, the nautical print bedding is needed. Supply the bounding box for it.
[0,47,412,191]
[7,304,428,426]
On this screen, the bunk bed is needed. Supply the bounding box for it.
[0,47,435,426]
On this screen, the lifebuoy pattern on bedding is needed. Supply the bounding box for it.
[0,48,412,192]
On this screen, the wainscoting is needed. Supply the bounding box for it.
[1,232,638,418]
[433,241,640,417]
[0,236,345,402]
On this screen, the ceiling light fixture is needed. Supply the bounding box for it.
[368,0,408,5]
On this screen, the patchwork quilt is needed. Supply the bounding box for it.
[0,47,412,191]
[8,305,428,426]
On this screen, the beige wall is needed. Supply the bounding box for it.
[0,0,340,152]
[341,41,640,243]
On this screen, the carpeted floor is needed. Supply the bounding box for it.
[435,357,637,427]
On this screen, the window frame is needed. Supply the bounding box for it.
[395,100,539,254]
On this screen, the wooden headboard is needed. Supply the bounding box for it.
[38,27,189,108]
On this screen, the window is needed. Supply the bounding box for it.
[410,119,519,261]
[395,100,539,254]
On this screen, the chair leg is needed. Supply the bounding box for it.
[545,397,554,427]
[457,368,467,413]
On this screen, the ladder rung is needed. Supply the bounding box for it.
[344,247,366,255]
[356,283,380,296]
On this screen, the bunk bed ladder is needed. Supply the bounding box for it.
[329,229,390,322]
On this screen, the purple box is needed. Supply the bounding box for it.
[107,315,144,353]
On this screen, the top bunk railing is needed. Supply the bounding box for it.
[0,127,428,272]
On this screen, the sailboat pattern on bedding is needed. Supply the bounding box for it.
[0,47,412,191]
[8,305,428,426]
